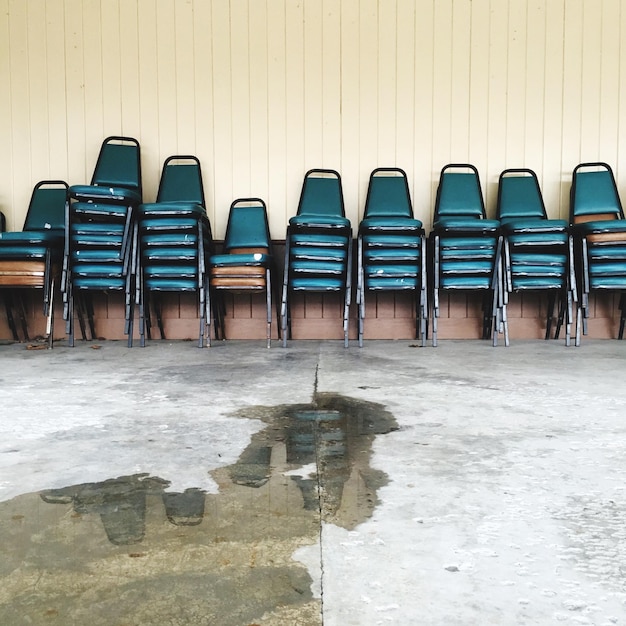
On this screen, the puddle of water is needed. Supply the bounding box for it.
[0,393,397,625]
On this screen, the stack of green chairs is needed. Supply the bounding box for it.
[357,168,426,347]
[281,169,352,347]
[0,180,68,347]
[137,155,212,347]
[209,198,276,347]
[570,162,626,339]
[63,136,142,346]
[497,169,576,346]
[430,164,501,346]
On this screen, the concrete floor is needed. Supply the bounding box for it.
[1,337,626,625]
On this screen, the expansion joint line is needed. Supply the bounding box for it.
[312,361,325,624]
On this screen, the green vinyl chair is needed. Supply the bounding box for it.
[497,169,576,346]
[281,169,352,347]
[430,164,502,346]
[357,168,427,346]
[63,136,142,346]
[0,180,68,347]
[570,162,626,339]
[137,155,212,347]
[209,198,276,347]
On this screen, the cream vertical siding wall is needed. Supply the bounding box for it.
[1,0,625,238]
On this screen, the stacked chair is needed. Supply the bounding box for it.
[430,164,501,346]
[281,169,352,347]
[63,136,142,346]
[137,155,212,347]
[570,162,626,339]
[497,169,576,346]
[356,168,427,347]
[209,198,276,347]
[0,180,68,347]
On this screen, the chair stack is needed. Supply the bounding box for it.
[137,155,212,347]
[497,169,576,346]
[0,181,68,347]
[357,168,427,347]
[63,136,142,346]
[570,162,626,339]
[281,169,352,347]
[209,198,275,347]
[430,164,501,346]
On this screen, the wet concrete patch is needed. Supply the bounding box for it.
[0,393,397,625]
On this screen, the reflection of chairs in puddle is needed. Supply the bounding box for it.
[40,475,206,544]
[229,407,349,515]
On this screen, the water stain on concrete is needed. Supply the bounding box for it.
[0,393,397,625]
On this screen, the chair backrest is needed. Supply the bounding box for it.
[570,162,623,222]
[434,164,486,220]
[297,169,345,217]
[156,155,205,206]
[91,136,142,195]
[23,180,69,231]
[363,168,413,219]
[497,169,547,220]
[224,198,271,251]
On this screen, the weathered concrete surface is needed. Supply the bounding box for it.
[1,338,626,625]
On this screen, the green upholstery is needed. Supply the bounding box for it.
[298,175,345,217]
[435,172,485,218]
[571,169,622,219]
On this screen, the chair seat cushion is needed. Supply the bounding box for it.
[290,234,348,247]
[139,202,205,217]
[364,248,421,262]
[69,184,141,205]
[433,217,500,233]
[144,278,199,291]
[440,276,493,288]
[360,217,423,232]
[71,202,129,220]
[500,218,568,233]
[0,245,49,259]
[144,265,198,279]
[290,277,344,290]
[362,234,422,248]
[140,218,200,231]
[209,253,271,267]
[289,214,351,229]
[0,231,64,246]
[364,276,420,290]
[510,277,566,290]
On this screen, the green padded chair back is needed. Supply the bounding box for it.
[224,199,271,250]
[364,168,413,219]
[91,136,142,194]
[571,163,623,220]
[497,169,547,220]
[297,169,345,217]
[156,155,205,205]
[434,164,486,220]
[23,181,69,231]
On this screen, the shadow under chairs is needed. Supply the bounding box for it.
[357,167,427,347]
[63,136,142,346]
[497,168,577,346]
[208,198,276,347]
[0,180,68,347]
[430,163,502,346]
[281,169,352,347]
[570,162,626,339]
[137,155,213,347]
